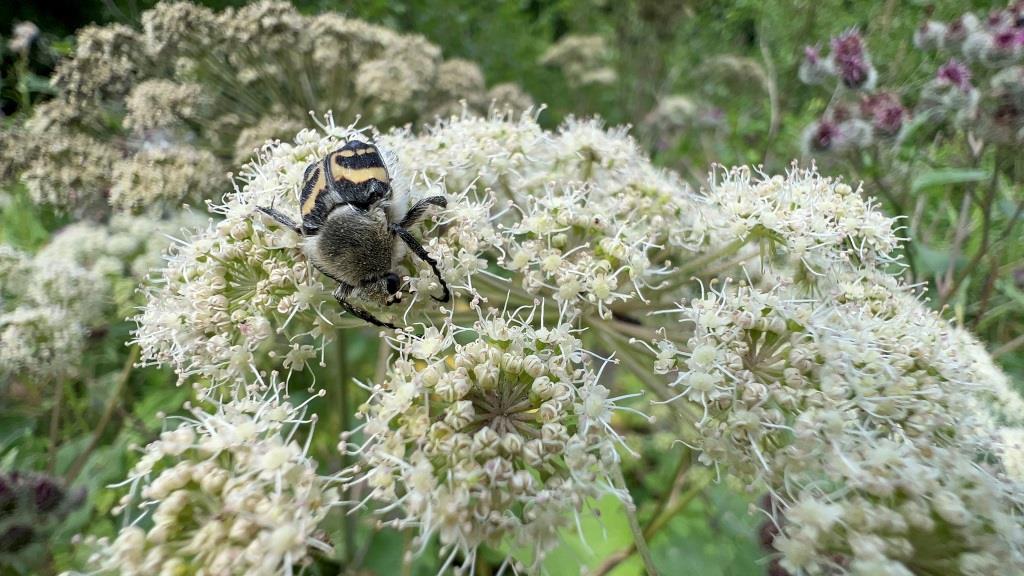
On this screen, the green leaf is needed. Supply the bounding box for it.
[539,494,641,575]
[650,484,762,576]
[911,169,989,194]
[912,243,956,277]
[132,385,190,429]
[0,414,34,455]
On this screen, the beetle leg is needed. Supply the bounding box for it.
[256,206,304,235]
[399,196,447,229]
[390,223,450,303]
[332,283,396,329]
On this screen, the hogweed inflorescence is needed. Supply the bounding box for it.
[114,105,1024,574]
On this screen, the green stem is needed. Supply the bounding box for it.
[593,466,708,576]
[669,238,747,285]
[400,530,413,576]
[337,333,355,564]
[612,465,659,576]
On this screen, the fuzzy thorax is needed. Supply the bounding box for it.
[305,205,394,302]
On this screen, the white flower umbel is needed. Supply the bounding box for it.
[702,164,902,276]
[133,119,375,390]
[539,35,617,88]
[1,213,202,383]
[110,146,223,211]
[0,306,84,382]
[135,112,705,390]
[385,114,704,312]
[642,268,1024,574]
[87,377,337,576]
[346,306,629,571]
[503,181,665,318]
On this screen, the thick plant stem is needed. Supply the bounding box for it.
[612,465,659,576]
[337,333,356,563]
[673,238,746,280]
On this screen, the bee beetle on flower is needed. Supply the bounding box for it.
[257,139,449,329]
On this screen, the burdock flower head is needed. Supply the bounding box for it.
[87,377,337,575]
[798,45,834,86]
[861,92,908,137]
[937,58,975,91]
[0,471,83,557]
[346,306,630,570]
[914,20,949,51]
[798,30,876,91]
[916,59,981,129]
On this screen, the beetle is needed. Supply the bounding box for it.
[256,139,449,329]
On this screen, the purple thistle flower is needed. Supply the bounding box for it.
[804,45,821,64]
[0,524,34,553]
[799,44,834,85]
[810,121,839,151]
[0,476,15,516]
[993,29,1024,52]
[862,92,908,136]
[830,30,874,89]
[937,58,973,91]
[31,477,64,514]
[947,17,969,43]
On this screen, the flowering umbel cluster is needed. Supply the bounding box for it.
[640,95,724,153]
[133,111,705,390]
[0,0,526,218]
[646,271,1024,573]
[539,35,617,88]
[348,308,626,570]
[0,213,201,383]
[86,379,337,575]
[121,105,1024,573]
[634,165,1024,574]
